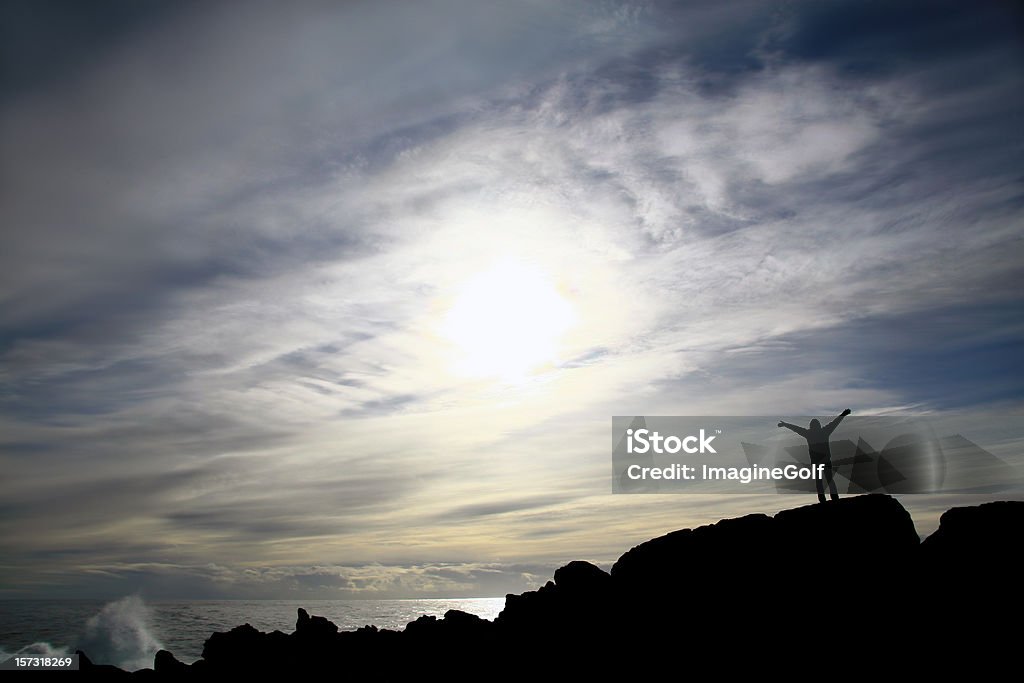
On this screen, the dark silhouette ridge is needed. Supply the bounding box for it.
[74,650,130,677]
[74,495,1022,679]
[779,408,851,501]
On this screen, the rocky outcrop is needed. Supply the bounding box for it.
[919,499,1024,627]
[920,500,1024,563]
[154,650,188,675]
[76,650,132,677]
[81,495,1022,679]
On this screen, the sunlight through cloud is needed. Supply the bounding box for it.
[440,259,577,381]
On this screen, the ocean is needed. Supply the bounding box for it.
[0,596,506,671]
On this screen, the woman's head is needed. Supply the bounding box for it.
[810,418,821,430]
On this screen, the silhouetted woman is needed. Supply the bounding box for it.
[778,409,851,503]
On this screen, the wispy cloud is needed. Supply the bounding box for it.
[1,0,1021,597]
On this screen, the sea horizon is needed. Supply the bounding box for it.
[0,596,508,670]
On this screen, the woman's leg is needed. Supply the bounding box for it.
[825,464,839,500]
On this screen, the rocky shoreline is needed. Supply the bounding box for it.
[78,494,1023,678]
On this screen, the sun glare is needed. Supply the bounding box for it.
[441,259,576,380]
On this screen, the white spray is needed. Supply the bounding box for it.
[76,595,164,671]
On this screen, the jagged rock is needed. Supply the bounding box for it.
[772,492,920,557]
[921,500,1024,560]
[153,649,187,674]
[441,609,485,628]
[553,560,611,595]
[79,495,1022,679]
[611,512,775,586]
[495,580,558,629]
[295,607,339,638]
[404,610,491,642]
[400,613,435,641]
[76,650,132,677]
[201,623,266,669]
[921,499,1024,610]
[612,494,919,590]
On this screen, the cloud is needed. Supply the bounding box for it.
[1,0,1022,598]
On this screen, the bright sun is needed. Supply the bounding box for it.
[441,259,576,380]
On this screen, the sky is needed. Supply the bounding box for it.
[1,0,1022,599]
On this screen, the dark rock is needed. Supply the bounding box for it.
[404,610,490,640]
[201,623,267,669]
[920,499,1024,622]
[81,495,1022,678]
[608,494,924,650]
[495,580,559,629]
[612,494,918,591]
[295,607,339,638]
[921,500,1024,562]
[441,609,485,628]
[403,613,437,635]
[553,560,611,595]
[76,650,131,677]
[153,649,187,674]
[611,512,775,586]
[772,492,920,558]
